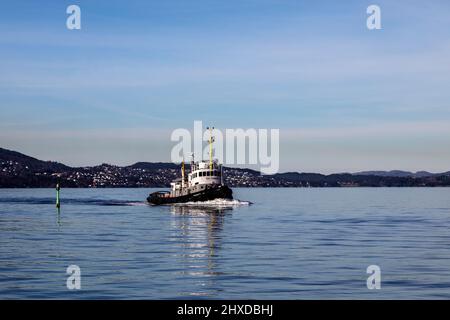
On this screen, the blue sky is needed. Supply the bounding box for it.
[1,0,450,173]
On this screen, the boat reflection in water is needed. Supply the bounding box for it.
[169,200,247,297]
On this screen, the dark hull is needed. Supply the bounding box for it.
[147,185,233,205]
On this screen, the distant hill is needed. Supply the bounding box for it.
[0,147,70,172]
[354,170,450,178]
[1,147,450,188]
[354,170,414,177]
[128,162,180,170]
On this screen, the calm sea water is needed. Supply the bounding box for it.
[0,188,450,299]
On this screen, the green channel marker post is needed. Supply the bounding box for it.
[56,182,61,209]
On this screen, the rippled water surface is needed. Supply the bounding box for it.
[1,188,450,299]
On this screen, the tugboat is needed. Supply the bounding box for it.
[147,127,233,205]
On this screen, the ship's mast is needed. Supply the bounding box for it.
[206,126,214,172]
[190,152,195,170]
[181,158,185,188]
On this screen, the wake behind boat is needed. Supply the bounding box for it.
[147,127,233,205]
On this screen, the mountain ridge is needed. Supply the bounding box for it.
[1,147,450,188]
